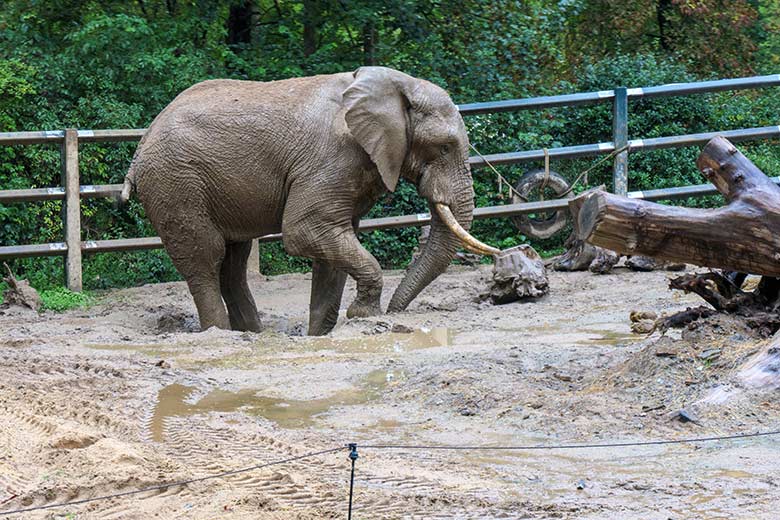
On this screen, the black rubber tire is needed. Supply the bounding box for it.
[510,168,572,240]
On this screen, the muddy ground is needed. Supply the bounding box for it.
[1,264,779,519]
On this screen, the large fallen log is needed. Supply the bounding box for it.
[574,136,780,277]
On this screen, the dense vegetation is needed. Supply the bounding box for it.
[1,0,779,291]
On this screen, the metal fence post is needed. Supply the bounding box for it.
[248,239,260,276]
[61,128,82,291]
[612,87,628,195]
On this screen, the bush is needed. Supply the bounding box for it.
[40,286,94,312]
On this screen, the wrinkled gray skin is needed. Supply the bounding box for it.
[123,67,475,335]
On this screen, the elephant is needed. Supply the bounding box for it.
[120,66,498,335]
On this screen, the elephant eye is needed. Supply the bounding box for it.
[440,144,450,156]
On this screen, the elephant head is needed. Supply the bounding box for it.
[343,67,498,312]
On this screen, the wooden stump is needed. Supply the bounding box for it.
[489,245,549,304]
[575,137,780,277]
[2,263,42,311]
[554,186,619,274]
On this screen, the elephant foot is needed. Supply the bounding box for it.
[308,310,339,336]
[346,299,381,318]
[228,310,263,333]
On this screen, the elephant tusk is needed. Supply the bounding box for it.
[435,203,501,256]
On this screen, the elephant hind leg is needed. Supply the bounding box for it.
[220,241,262,332]
[308,260,347,336]
[163,222,230,331]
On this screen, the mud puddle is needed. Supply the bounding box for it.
[500,323,637,346]
[87,328,451,370]
[303,327,452,353]
[151,369,405,441]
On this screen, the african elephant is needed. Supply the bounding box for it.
[120,66,497,335]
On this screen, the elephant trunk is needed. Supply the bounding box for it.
[387,174,476,312]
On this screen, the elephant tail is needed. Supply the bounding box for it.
[117,169,136,206]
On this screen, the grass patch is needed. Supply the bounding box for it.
[40,287,95,312]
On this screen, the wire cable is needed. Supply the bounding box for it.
[358,429,780,451]
[0,446,344,517]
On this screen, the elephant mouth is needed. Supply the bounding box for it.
[434,203,501,256]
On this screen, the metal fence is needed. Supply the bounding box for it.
[1,74,779,290]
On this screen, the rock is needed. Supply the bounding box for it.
[553,372,573,382]
[588,247,620,274]
[630,310,658,322]
[459,407,477,416]
[155,360,171,369]
[391,323,414,334]
[367,321,392,334]
[698,348,722,361]
[625,255,665,271]
[626,255,684,272]
[489,245,549,305]
[671,409,699,424]
[631,319,656,334]
[654,344,680,357]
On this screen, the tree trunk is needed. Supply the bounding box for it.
[302,0,319,57]
[575,136,780,277]
[227,1,253,46]
[656,0,673,51]
[362,21,377,65]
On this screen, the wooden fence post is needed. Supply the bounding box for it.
[612,86,628,196]
[61,128,82,291]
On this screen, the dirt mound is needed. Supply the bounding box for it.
[1,267,780,518]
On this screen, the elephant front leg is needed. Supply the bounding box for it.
[319,233,383,319]
[309,260,348,335]
[284,225,383,323]
[345,254,383,319]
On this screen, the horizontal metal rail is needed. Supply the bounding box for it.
[4,177,770,261]
[457,74,780,114]
[0,129,146,145]
[3,125,778,205]
[634,74,780,99]
[0,184,124,203]
[458,91,614,115]
[470,125,780,167]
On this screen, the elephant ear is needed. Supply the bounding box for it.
[343,67,412,192]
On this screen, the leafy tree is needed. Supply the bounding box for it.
[566,0,760,75]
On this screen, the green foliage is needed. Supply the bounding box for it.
[40,286,94,312]
[560,54,710,192]
[258,242,311,275]
[565,0,761,76]
[0,1,779,287]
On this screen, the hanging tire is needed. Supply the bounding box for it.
[510,168,572,240]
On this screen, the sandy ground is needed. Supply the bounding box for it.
[1,264,780,519]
